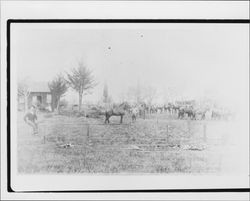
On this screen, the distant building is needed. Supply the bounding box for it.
[18,82,51,110]
[175,100,196,107]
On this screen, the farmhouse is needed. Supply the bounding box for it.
[29,82,51,107]
[18,82,52,110]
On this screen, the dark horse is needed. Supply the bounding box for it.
[104,102,131,124]
[178,107,196,120]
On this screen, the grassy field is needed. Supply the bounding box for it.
[17,111,237,174]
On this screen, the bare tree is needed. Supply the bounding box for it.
[66,62,96,111]
[48,74,68,113]
[18,80,30,111]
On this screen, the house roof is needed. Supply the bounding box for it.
[29,82,50,93]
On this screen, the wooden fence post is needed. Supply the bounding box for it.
[166,124,169,143]
[203,123,207,142]
[87,124,90,139]
[43,126,46,144]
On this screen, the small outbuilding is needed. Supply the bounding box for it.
[18,82,52,111]
[28,82,51,108]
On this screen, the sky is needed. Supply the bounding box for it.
[11,23,249,108]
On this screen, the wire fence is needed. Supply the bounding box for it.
[38,115,227,152]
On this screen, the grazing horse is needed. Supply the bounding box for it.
[178,108,185,119]
[172,105,180,114]
[186,109,196,120]
[150,105,157,114]
[104,102,130,124]
[195,110,206,120]
[178,107,196,120]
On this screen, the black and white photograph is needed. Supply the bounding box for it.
[13,22,248,175]
[1,1,249,200]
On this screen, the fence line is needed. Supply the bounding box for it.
[39,123,132,126]
[40,119,207,143]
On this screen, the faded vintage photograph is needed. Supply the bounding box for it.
[12,23,249,175]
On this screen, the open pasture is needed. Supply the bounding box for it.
[17,111,237,174]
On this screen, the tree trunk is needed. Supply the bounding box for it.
[56,96,61,114]
[79,93,82,112]
[51,95,55,112]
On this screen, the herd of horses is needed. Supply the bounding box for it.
[89,102,232,124]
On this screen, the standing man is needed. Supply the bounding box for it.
[131,106,138,122]
[24,105,38,134]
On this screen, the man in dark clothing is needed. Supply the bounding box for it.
[24,105,38,134]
